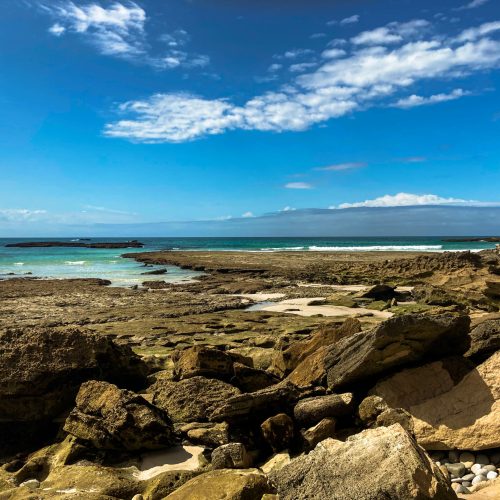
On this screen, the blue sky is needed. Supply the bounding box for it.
[0,0,499,235]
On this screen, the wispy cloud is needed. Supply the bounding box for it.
[456,0,489,11]
[0,209,48,222]
[105,19,500,142]
[284,182,313,189]
[328,15,360,27]
[289,62,317,73]
[334,193,469,209]
[40,1,209,70]
[398,156,427,163]
[393,89,470,108]
[316,162,367,171]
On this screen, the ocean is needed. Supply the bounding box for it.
[0,237,497,286]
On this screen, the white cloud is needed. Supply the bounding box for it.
[457,0,489,11]
[321,48,346,59]
[105,19,500,142]
[393,89,469,108]
[281,206,296,211]
[351,27,402,46]
[284,182,313,189]
[335,193,468,209]
[341,15,360,25]
[241,211,254,218]
[41,1,208,70]
[289,62,317,73]
[310,33,326,39]
[280,48,315,59]
[456,21,500,42]
[268,63,282,72]
[0,209,48,222]
[316,162,367,171]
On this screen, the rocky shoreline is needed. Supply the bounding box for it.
[0,249,499,499]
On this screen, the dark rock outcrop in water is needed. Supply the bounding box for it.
[5,240,144,248]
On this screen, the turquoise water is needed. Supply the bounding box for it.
[0,237,497,286]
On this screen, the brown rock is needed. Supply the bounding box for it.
[181,422,230,448]
[260,414,294,452]
[232,362,279,392]
[371,351,500,450]
[301,417,336,450]
[285,344,331,387]
[466,319,500,362]
[150,376,241,423]
[270,424,455,499]
[358,395,389,426]
[325,313,470,390]
[293,393,354,427]
[64,380,174,451]
[172,346,236,381]
[211,443,252,469]
[360,284,396,301]
[164,469,275,499]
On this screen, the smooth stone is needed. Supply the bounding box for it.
[435,461,441,466]
[132,496,144,500]
[462,481,471,487]
[471,474,487,485]
[483,464,497,472]
[451,478,463,483]
[448,451,460,463]
[451,483,467,494]
[486,471,498,480]
[471,463,483,474]
[459,452,475,468]
[490,452,500,465]
[445,463,465,477]
[477,468,489,476]
[476,454,490,465]
[430,451,445,461]
[462,473,475,481]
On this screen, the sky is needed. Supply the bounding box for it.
[0,0,500,236]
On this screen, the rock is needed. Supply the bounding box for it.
[460,452,476,468]
[182,422,230,448]
[64,380,174,451]
[472,464,485,474]
[19,479,40,489]
[260,414,294,452]
[232,362,279,392]
[375,407,414,435]
[446,463,466,477]
[448,450,460,463]
[360,284,396,301]
[293,393,354,427]
[271,318,361,377]
[0,326,147,455]
[372,351,500,450]
[132,496,144,500]
[211,443,252,469]
[164,469,275,499]
[260,452,291,474]
[452,483,468,494]
[286,344,331,387]
[270,424,455,499]
[486,471,498,480]
[325,313,470,390]
[472,475,487,485]
[477,453,491,465]
[210,382,301,424]
[172,346,236,381]
[466,319,500,361]
[150,376,241,423]
[413,285,467,307]
[484,280,500,298]
[301,417,336,450]
[358,395,389,426]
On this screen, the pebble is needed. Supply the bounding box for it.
[462,473,475,481]
[471,474,487,485]
[131,495,144,500]
[451,478,463,483]
[462,481,472,487]
[486,471,498,480]
[471,463,483,475]
[490,452,500,465]
[19,479,40,490]
[476,454,490,465]
[483,464,497,472]
[448,451,460,463]
[445,463,465,477]
[459,452,475,469]
[451,483,468,494]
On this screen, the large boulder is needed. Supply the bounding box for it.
[466,319,500,362]
[64,380,174,451]
[164,469,275,499]
[232,362,279,392]
[270,424,455,499]
[271,318,361,377]
[371,352,500,450]
[150,376,241,423]
[211,443,252,469]
[210,382,300,424]
[173,346,235,381]
[260,414,295,452]
[0,327,147,454]
[325,313,470,390]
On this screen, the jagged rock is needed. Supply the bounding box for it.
[358,395,389,426]
[260,414,294,452]
[371,351,500,450]
[260,452,291,474]
[180,422,230,448]
[0,326,147,455]
[270,318,361,377]
[211,443,252,469]
[270,424,455,499]
[484,280,500,298]
[232,362,279,392]
[466,319,500,361]
[210,382,301,424]
[150,376,241,423]
[172,346,236,381]
[301,417,336,450]
[375,408,414,435]
[64,380,174,451]
[164,469,275,499]
[293,393,354,427]
[413,285,468,307]
[285,345,331,387]
[325,313,470,390]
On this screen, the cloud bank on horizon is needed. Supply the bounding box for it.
[100,15,500,142]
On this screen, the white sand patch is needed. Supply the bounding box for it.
[234,293,286,301]
[132,446,204,481]
[256,297,393,319]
